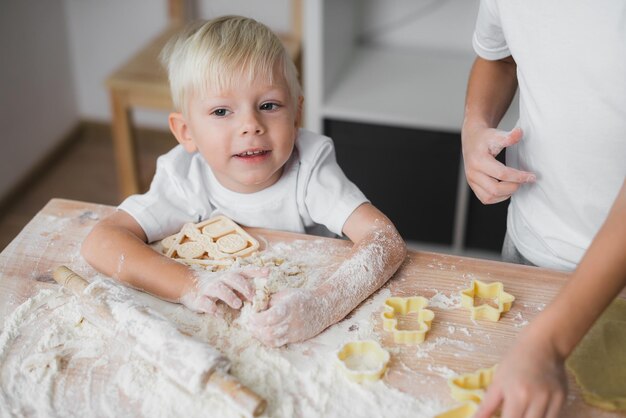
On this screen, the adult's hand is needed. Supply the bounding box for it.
[462,126,535,204]
[475,331,566,418]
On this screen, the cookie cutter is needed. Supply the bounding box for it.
[435,365,496,418]
[434,401,478,418]
[336,340,390,383]
[381,296,435,344]
[448,365,496,403]
[460,279,515,321]
[161,215,259,268]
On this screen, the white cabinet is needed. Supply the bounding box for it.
[303,0,518,133]
[302,0,518,254]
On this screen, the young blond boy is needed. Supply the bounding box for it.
[82,16,406,347]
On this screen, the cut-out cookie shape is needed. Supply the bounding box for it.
[448,365,496,403]
[381,296,435,345]
[161,215,259,268]
[460,279,515,321]
[435,365,496,418]
[216,233,248,254]
[336,340,390,383]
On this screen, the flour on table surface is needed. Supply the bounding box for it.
[414,336,477,360]
[428,290,461,310]
[426,364,458,379]
[512,311,529,328]
[0,239,449,418]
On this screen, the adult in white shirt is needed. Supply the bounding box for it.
[463,0,626,272]
[462,1,626,417]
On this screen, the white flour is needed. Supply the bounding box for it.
[428,290,461,310]
[0,239,450,418]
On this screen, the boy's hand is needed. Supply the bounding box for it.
[246,288,327,347]
[180,267,267,314]
[462,126,536,204]
[475,333,567,418]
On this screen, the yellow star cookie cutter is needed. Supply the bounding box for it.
[336,340,390,383]
[381,296,435,345]
[435,365,496,418]
[460,279,515,321]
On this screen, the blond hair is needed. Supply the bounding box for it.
[160,15,301,115]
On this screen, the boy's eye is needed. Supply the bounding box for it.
[260,102,280,111]
[212,108,230,117]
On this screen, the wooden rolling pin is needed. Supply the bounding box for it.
[53,266,266,417]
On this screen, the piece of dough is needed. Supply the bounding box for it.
[161,234,178,250]
[176,242,205,259]
[216,233,247,254]
[566,298,626,411]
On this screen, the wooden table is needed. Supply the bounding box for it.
[0,199,623,417]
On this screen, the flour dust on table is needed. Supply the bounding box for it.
[0,238,448,418]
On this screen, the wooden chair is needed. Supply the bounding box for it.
[106,0,302,198]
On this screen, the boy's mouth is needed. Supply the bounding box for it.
[233,149,271,158]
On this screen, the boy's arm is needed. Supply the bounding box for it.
[462,56,535,204]
[82,210,193,300]
[81,210,258,312]
[248,203,406,347]
[315,203,407,324]
[476,179,626,418]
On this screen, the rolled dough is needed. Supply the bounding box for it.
[566,298,626,411]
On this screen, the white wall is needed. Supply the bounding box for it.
[63,0,168,128]
[0,0,78,200]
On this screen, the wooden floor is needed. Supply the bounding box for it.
[0,123,176,251]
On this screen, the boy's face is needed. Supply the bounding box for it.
[170,72,301,194]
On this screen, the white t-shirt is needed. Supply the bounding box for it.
[119,129,369,243]
[473,0,626,271]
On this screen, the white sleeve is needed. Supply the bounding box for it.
[303,139,369,237]
[472,0,511,60]
[118,150,211,243]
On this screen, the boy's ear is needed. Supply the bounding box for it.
[168,112,197,153]
[295,96,304,128]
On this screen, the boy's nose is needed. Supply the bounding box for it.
[242,126,263,135]
[241,113,265,136]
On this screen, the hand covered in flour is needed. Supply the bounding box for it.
[475,329,567,418]
[180,267,268,315]
[247,288,328,347]
[462,126,536,204]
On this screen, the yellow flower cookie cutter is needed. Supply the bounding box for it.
[336,340,390,383]
[448,365,496,403]
[381,296,435,344]
[460,279,515,321]
[435,365,496,418]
